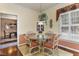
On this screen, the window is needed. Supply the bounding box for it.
[59,9,79,42]
[60,13,69,33]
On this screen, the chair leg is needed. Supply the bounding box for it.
[52,47,59,56]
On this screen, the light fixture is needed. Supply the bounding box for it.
[36,4,45,40]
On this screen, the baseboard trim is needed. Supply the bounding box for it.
[59,45,79,53]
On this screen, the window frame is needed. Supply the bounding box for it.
[59,9,79,43]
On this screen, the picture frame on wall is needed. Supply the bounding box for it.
[49,19,53,28]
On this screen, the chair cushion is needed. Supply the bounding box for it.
[19,34,28,44]
[30,41,39,48]
[44,42,53,48]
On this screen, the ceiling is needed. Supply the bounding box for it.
[16,3,57,12]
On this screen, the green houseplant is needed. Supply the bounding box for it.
[38,13,48,25]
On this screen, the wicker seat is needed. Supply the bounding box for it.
[28,34,40,55]
[19,34,40,55]
[43,34,60,56]
[19,34,29,45]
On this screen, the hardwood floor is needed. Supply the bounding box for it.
[0,45,74,56]
[0,46,22,56]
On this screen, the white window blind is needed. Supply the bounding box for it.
[59,9,79,43]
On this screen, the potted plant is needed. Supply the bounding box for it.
[38,13,48,25]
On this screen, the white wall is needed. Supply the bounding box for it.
[42,3,73,33]
[0,3,73,34]
[0,4,39,46]
[0,3,38,35]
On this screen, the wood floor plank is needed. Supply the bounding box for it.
[0,46,22,56]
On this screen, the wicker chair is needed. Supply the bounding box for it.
[43,34,60,56]
[29,39,40,55]
[28,33,40,55]
[19,34,30,46]
[19,34,40,55]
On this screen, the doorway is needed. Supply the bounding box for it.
[0,13,17,49]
